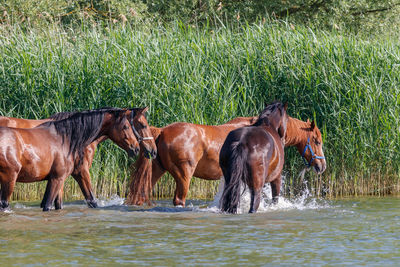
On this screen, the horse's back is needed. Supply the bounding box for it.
[0,116,46,128]
[221,126,282,173]
[0,117,15,127]
[158,121,248,179]
[223,116,257,127]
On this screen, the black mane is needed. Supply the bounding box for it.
[253,101,284,127]
[42,107,142,166]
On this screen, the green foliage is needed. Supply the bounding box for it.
[1,0,400,33]
[0,20,400,200]
[0,0,148,27]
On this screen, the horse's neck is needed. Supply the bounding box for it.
[285,117,309,148]
[150,126,162,140]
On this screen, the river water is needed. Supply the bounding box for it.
[1,193,399,266]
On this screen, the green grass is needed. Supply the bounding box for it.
[1,21,399,201]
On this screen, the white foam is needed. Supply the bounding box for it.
[209,171,330,214]
[1,208,13,213]
[13,203,29,209]
[96,195,125,207]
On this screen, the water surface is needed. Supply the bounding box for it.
[1,196,399,266]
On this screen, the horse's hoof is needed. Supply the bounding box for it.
[55,204,63,210]
[1,201,9,209]
[87,201,98,208]
[173,199,185,207]
[42,207,51,212]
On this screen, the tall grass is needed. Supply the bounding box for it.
[1,21,399,201]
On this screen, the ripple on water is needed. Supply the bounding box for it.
[1,190,399,265]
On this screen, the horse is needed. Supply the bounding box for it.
[0,107,156,211]
[0,107,157,209]
[219,102,288,213]
[126,110,326,207]
[126,116,258,205]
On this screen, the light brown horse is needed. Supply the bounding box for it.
[0,108,156,211]
[127,112,326,207]
[220,102,288,213]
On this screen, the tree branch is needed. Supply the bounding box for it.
[352,3,400,16]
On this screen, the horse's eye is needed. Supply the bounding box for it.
[314,138,321,145]
[139,122,147,128]
[123,125,129,130]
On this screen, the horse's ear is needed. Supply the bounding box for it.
[310,120,315,130]
[283,102,288,111]
[141,107,149,114]
[135,107,148,117]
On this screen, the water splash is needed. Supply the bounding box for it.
[209,171,330,214]
[13,203,29,209]
[97,195,125,207]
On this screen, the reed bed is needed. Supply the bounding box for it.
[0,21,399,201]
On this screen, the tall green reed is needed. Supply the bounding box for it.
[0,21,399,201]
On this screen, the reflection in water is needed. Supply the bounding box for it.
[1,196,399,265]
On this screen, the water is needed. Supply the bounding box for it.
[1,194,400,266]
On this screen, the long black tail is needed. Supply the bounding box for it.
[220,143,248,214]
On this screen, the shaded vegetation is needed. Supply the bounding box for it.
[1,0,400,34]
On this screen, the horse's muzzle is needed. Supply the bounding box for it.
[128,147,139,158]
[313,160,326,174]
[144,149,157,159]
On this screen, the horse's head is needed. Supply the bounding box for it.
[256,102,289,143]
[129,107,157,159]
[300,119,326,174]
[107,109,140,157]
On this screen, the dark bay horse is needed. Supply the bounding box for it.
[127,112,326,207]
[219,102,288,213]
[0,108,156,211]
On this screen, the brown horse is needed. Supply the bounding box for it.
[220,102,288,213]
[126,116,258,205]
[0,111,112,208]
[0,108,156,211]
[127,111,326,207]
[0,107,156,209]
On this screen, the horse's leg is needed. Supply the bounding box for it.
[0,173,17,209]
[151,159,166,188]
[249,188,262,213]
[170,162,195,207]
[248,162,265,213]
[43,177,66,212]
[42,180,64,209]
[40,180,52,208]
[270,175,282,204]
[72,144,98,208]
[54,185,64,210]
[72,170,97,208]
